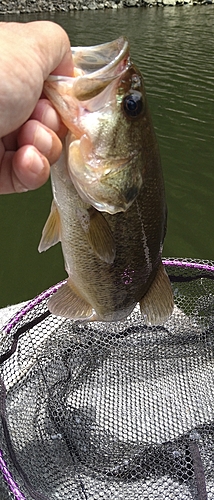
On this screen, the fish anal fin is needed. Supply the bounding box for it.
[76,206,116,264]
[38,200,61,253]
[140,262,174,325]
[48,278,94,320]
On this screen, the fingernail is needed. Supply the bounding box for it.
[34,126,53,155]
[15,184,29,193]
[42,105,61,132]
[29,149,46,175]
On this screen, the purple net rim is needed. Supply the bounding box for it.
[2,280,66,335]
[2,258,214,336]
[163,258,214,272]
[0,451,26,500]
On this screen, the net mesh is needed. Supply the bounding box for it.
[0,258,214,500]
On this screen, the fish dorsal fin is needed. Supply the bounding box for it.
[140,262,174,325]
[38,200,61,253]
[76,206,116,264]
[48,278,94,320]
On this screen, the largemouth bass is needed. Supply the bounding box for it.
[39,37,174,324]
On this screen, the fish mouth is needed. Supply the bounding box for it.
[71,37,130,78]
[44,37,130,106]
[72,38,130,101]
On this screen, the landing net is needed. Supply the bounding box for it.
[0,257,214,500]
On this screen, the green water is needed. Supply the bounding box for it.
[0,6,214,307]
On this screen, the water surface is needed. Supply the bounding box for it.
[0,6,214,307]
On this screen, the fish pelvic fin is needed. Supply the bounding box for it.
[48,278,95,320]
[140,261,174,325]
[76,206,116,264]
[38,200,61,253]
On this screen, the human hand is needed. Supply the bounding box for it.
[0,21,73,194]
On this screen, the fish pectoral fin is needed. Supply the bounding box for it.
[38,200,61,253]
[68,139,85,178]
[48,278,94,320]
[76,206,116,264]
[140,262,174,325]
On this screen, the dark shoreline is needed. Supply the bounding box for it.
[0,0,213,14]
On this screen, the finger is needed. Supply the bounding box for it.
[1,21,73,79]
[2,130,19,151]
[0,22,73,137]
[30,21,73,78]
[0,150,15,194]
[17,120,63,166]
[30,99,67,140]
[0,147,50,194]
[13,146,50,193]
[51,47,73,77]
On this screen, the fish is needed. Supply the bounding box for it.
[39,37,174,324]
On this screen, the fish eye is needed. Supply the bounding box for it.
[123,91,143,118]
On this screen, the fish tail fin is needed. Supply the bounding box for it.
[48,279,94,320]
[140,262,174,325]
